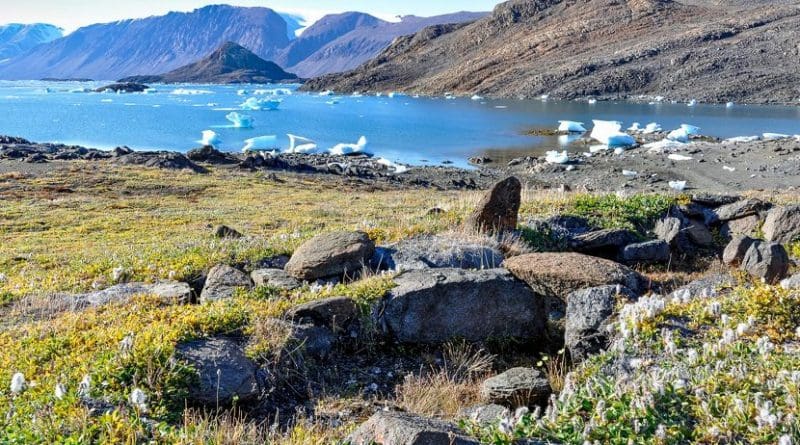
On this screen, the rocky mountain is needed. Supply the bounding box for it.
[0,23,62,61]
[120,42,297,84]
[303,0,800,103]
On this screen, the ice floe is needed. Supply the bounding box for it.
[240,97,281,111]
[225,112,253,128]
[642,122,662,134]
[319,90,335,96]
[545,150,569,164]
[237,89,248,96]
[326,99,340,105]
[763,133,791,140]
[668,154,693,161]
[645,139,687,153]
[471,94,484,101]
[724,136,760,143]
[253,88,292,96]
[590,120,636,147]
[669,181,687,191]
[726,102,735,108]
[666,124,701,143]
[587,98,597,104]
[286,134,318,154]
[243,135,278,152]
[628,122,641,132]
[687,99,698,107]
[171,88,213,95]
[329,136,368,155]
[376,158,409,174]
[200,130,219,147]
[558,121,587,133]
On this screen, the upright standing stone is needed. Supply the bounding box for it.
[465,177,521,233]
[763,205,800,244]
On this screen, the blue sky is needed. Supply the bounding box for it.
[4,0,503,33]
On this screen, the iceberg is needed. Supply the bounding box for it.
[319,90,334,96]
[351,92,363,98]
[667,124,701,143]
[726,102,735,108]
[724,136,760,143]
[171,88,213,95]
[628,122,642,132]
[590,120,636,147]
[200,130,219,147]
[376,158,409,174]
[326,99,340,105]
[642,122,662,134]
[668,154,693,161]
[243,135,278,152]
[669,181,687,191]
[471,94,484,101]
[545,150,569,164]
[253,88,293,96]
[763,133,791,140]
[240,97,281,111]
[387,92,405,98]
[225,112,253,128]
[69,87,90,93]
[587,98,597,104]
[540,94,549,101]
[558,121,587,133]
[645,139,687,153]
[687,99,698,107]
[330,136,368,155]
[237,89,248,96]
[286,134,318,154]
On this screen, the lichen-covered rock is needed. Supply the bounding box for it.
[709,198,771,224]
[250,268,301,290]
[621,240,670,264]
[374,234,504,271]
[464,176,521,233]
[569,228,638,259]
[285,231,375,280]
[763,205,800,244]
[722,235,757,267]
[72,281,192,308]
[285,296,359,332]
[741,242,789,284]
[480,367,551,406]
[566,285,637,362]
[200,264,252,302]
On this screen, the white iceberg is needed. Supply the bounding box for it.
[587,98,597,104]
[388,92,406,98]
[240,97,281,111]
[69,87,91,93]
[628,122,642,132]
[687,99,698,107]
[724,135,760,143]
[645,139,687,153]
[286,134,318,154]
[376,158,409,174]
[558,121,587,133]
[319,90,334,96]
[668,154,693,161]
[642,122,662,134]
[667,124,701,143]
[330,136,368,155]
[237,89,248,96]
[471,94,484,101]
[326,99,340,105]
[726,102,735,108]
[540,94,549,101]
[669,181,687,191]
[545,150,569,164]
[200,130,219,147]
[171,88,213,95]
[243,135,278,152]
[225,112,253,128]
[351,92,363,98]
[763,133,791,140]
[590,120,636,147]
[253,88,292,96]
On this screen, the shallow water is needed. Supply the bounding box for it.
[0,81,798,168]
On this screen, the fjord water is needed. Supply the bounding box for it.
[1,81,798,167]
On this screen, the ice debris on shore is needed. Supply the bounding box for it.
[558,121,586,133]
[763,133,791,140]
[329,136,368,155]
[668,154,693,161]
[590,120,636,147]
[666,124,701,143]
[286,134,318,154]
[225,112,252,128]
[545,150,569,164]
[376,158,409,174]
[687,99,698,107]
[642,122,662,134]
[669,180,687,191]
[243,135,278,152]
[240,97,281,111]
[725,136,760,143]
[726,101,735,108]
[199,130,219,147]
[628,122,641,132]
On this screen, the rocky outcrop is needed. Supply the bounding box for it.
[481,367,551,407]
[464,177,521,234]
[71,281,192,308]
[285,231,375,281]
[113,152,208,173]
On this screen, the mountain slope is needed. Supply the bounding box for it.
[0,23,62,61]
[0,5,290,81]
[303,0,800,103]
[120,42,297,84]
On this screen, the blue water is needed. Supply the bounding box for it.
[0,81,798,168]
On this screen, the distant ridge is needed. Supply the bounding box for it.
[120,42,298,84]
[0,23,62,60]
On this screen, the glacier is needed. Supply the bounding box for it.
[590,120,636,147]
[329,136,368,155]
[225,112,253,128]
[286,134,318,154]
[558,121,586,133]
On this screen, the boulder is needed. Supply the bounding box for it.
[186,146,240,164]
[721,215,760,238]
[213,225,242,239]
[374,234,504,271]
[654,216,694,254]
[709,199,771,224]
[285,297,359,332]
[670,274,737,302]
[174,337,260,406]
[480,367,551,407]
[72,281,192,308]
[685,218,714,247]
[200,264,252,302]
[347,411,479,445]
[285,231,375,281]
[256,318,336,360]
[742,242,790,284]
[565,285,637,362]
[460,404,510,426]
[621,240,670,264]
[691,193,741,208]
[464,177,521,233]
[722,236,757,266]
[251,268,301,290]
[380,268,545,344]
[569,228,638,259]
[780,274,800,290]
[763,205,800,244]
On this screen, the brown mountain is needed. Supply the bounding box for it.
[120,42,298,84]
[302,0,800,103]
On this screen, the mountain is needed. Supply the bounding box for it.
[0,23,62,61]
[120,42,297,84]
[280,12,487,78]
[0,5,290,81]
[303,0,800,104]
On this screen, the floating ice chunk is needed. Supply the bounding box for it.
[69,87,90,93]
[388,92,405,98]
[726,102,735,108]
[237,89,248,96]
[330,136,368,155]
[669,181,687,191]
[724,135,760,143]
[687,99,698,107]
[645,139,686,153]
[642,122,662,134]
[240,97,281,111]
[352,92,363,97]
[471,94,484,101]
[494,105,508,109]
[286,134,318,154]
[540,94,549,101]
[668,154,693,161]
[171,88,213,95]
[545,150,569,164]
[319,90,334,96]
[376,158,409,174]
[723,166,736,172]
[253,88,292,96]
[622,170,638,177]
[590,120,636,147]
[100,99,113,103]
[763,133,791,140]
[200,130,219,147]
[587,98,597,104]
[628,122,642,132]
[225,112,253,128]
[243,136,279,152]
[444,93,456,100]
[558,121,587,133]
[326,99,340,105]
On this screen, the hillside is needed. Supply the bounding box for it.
[0,23,62,60]
[303,0,800,103]
[120,42,297,84]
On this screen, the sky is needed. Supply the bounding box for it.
[2,0,504,33]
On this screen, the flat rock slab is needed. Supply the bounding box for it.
[347,411,479,445]
[72,281,191,308]
[709,198,771,224]
[375,234,504,271]
[285,296,359,332]
[621,240,670,264]
[285,231,375,281]
[569,228,638,258]
[380,268,545,344]
[481,367,551,407]
[251,268,301,290]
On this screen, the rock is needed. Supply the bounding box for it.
[213,225,242,239]
[95,82,148,93]
[503,253,644,302]
[110,146,133,157]
[780,274,800,290]
[375,234,504,271]
[565,285,637,362]
[114,151,208,173]
[480,367,551,407]
[174,337,260,406]
[670,274,737,301]
[460,404,509,425]
[763,205,800,244]
[256,318,336,360]
[285,297,359,332]
[709,199,771,224]
[186,146,240,164]
[721,215,760,238]
[464,177,521,233]
[200,264,252,302]
[722,235,757,266]
[569,229,638,259]
[654,216,694,253]
[685,218,714,247]
[285,231,375,281]
[72,281,192,308]
[741,242,790,284]
[691,193,741,208]
[621,240,670,264]
[250,268,301,290]
[380,268,545,344]
[347,411,479,445]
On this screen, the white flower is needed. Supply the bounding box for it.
[119,333,135,354]
[78,375,91,397]
[0,273,7,282]
[721,314,730,326]
[655,424,667,440]
[779,435,792,445]
[129,388,148,411]
[707,301,721,317]
[756,336,775,356]
[498,417,514,435]
[736,322,750,337]
[54,383,66,400]
[10,373,26,394]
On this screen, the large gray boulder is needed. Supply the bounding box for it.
[685,218,714,247]
[347,411,479,445]
[285,231,375,281]
[709,198,771,224]
[763,205,800,244]
[72,281,191,308]
[375,234,504,271]
[569,228,638,259]
[200,264,252,302]
[480,367,551,407]
[285,296,359,333]
[722,235,757,267]
[654,216,694,254]
[621,240,670,264]
[464,176,521,234]
[380,268,545,344]
[670,274,737,302]
[251,268,301,290]
[174,337,260,406]
[721,215,761,238]
[741,242,790,284]
[566,285,637,362]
